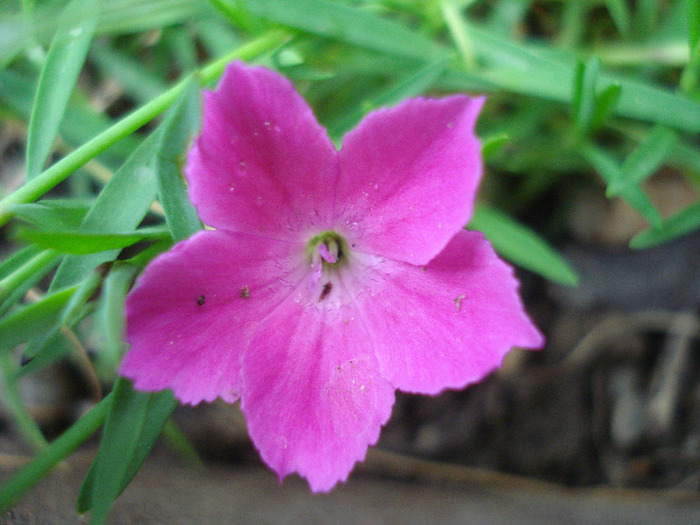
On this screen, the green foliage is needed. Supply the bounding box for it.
[0,0,699,520]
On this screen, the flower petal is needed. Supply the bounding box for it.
[336,96,485,265]
[121,230,308,405]
[241,293,395,492]
[348,230,543,394]
[186,62,338,237]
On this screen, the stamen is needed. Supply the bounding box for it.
[317,242,338,264]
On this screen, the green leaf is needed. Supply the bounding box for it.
[608,125,676,196]
[0,352,48,452]
[590,83,621,131]
[95,263,139,375]
[0,246,43,281]
[25,0,100,180]
[469,205,579,286]
[228,0,446,60]
[681,0,700,94]
[688,0,700,48]
[0,249,60,310]
[0,393,112,514]
[78,379,177,524]
[15,227,170,255]
[7,200,91,230]
[0,286,76,353]
[445,26,700,133]
[481,132,510,160]
[0,68,137,168]
[50,131,161,289]
[154,78,202,242]
[582,145,662,228]
[572,57,600,138]
[630,201,700,248]
[18,265,108,375]
[604,0,631,36]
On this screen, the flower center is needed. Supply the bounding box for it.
[307,231,348,269]
[306,231,349,300]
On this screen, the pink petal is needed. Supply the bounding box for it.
[348,230,544,394]
[335,96,485,265]
[186,62,339,237]
[121,230,308,405]
[241,292,395,492]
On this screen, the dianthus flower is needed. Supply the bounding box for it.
[120,61,543,492]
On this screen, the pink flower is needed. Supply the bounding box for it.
[120,62,543,492]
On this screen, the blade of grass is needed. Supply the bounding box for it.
[445,25,700,133]
[572,57,601,139]
[0,285,76,354]
[0,393,112,514]
[0,352,49,452]
[630,201,700,249]
[15,228,170,255]
[95,263,139,375]
[7,200,91,230]
[604,0,631,36]
[154,78,203,241]
[469,205,579,286]
[0,249,60,305]
[680,0,700,94]
[582,145,662,228]
[25,0,100,180]
[77,380,176,524]
[224,0,446,60]
[607,125,676,196]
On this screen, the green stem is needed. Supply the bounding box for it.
[0,250,59,305]
[0,392,113,513]
[0,30,289,227]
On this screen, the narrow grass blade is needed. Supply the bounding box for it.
[7,200,91,230]
[77,379,176,524]
[604,0,631,36]
[50,131,161,289]
[15,228,170,255]
[469,205,579,286]
[572,57,600,138]
[25,0,100,180]
[608,125,676,196]
[225,0,446,60]
[0,393,112,514]
[0,286,76,353]
[0,352,48,452]
[582,145,662,228]
[631,201,700,248]
[0,249,60,306]
[154,79,202,242]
